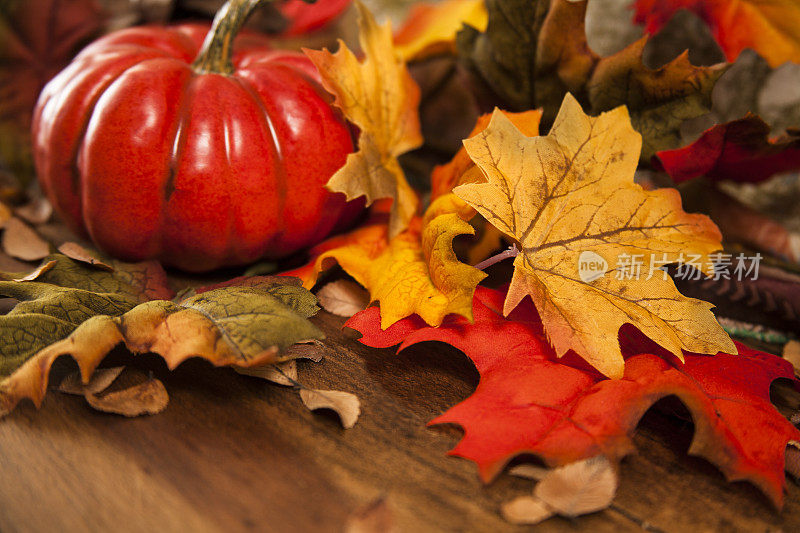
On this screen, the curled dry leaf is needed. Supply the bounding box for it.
[235,360,298,386]
[57,242,114,271]
[58,366,124,395]
[299,388,361,429]
[12,259,56,282]
[85,374,168,417]
[317,280,370,317]
[304,1,423,238]
[454,94,734,378]
[2,217,49,261]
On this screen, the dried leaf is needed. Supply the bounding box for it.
[235,360,298,386]
[654,115,800,184]
[454,95,734,378]
[457,0,724,160]
[508,464,549,481]
[348,286,800,507]
[534,456,617,517]
[85,373,168,417]
[0,278,323,416]
[14,196,52,225]
[58,366,124,396]
[394,0,487,61]
[501,496,553,525]
[57,242,114,271]
[317,280,370,317]
[12,259,56,282]
[2,217,49,261]
[634,0,800,68]
[299,388,361,428]
[304,1,423,237]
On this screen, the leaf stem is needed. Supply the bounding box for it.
[474,244,519,271]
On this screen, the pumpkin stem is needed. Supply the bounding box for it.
[192,0,316,75]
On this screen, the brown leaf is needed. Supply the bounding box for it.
[2,217,49,261]
[85,371,168,417]
[57,242,114,271]
[317,280,370,317]
[783,341,800,375]
[12,259,56,281]
[14,196,52,225]
[58,366,124,395]
[501,496,553,525]
[235,360,298,386]
[299,388,361,429]
[534,456,617,517]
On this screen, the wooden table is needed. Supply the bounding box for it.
[1,312,798,532]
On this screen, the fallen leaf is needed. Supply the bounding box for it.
[304,1,423,237]
[393,0,487,61]
[534,456,617,517]
[285,194,486,328]
[14,196,52,225]
[12,259,56,281]
[85,374,168,417]
[508,464,549,480]
[58,366,125,395]
[57,242,114,271]
[317,280,370,317]
[454,95,734,378]
[501,496,553,525]
[0,277,323,416]
[503,456,617,525]
[457,0,725,160]
[2,217,49,261]
[299,388,361,428]
[347,287,799,507]
[235,360,298,386]
[633,0,800,68]
[654,115,800,184]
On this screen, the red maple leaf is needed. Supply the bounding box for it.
[346,287,800,508]
[653,115,800,184]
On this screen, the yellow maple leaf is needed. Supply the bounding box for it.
[394,0,488,62]
[304,2,423,238]
[288,196,486,329]
[454,94,736,378]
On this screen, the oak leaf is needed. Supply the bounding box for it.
[346,287,800,507]
[285,195,486,328]
[393,0,487,62]
[0,265,323,416]
[454,94,735,378]
[304,1,423,237]
[457,0,725,160]
[634,0,800,68]
[654,115,800,183]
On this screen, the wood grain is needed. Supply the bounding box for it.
[0,311,798,532]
